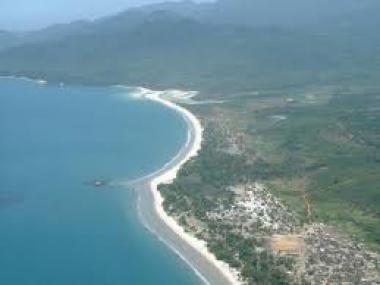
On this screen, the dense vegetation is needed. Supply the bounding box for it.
[226,85,380,248]
[160,123,296,284]
[160,83,380,283]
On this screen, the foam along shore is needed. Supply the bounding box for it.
[127,87,242,285]
[0,75,48,85]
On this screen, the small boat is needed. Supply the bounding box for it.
[83,178,112,189]
[94,180,107,187]
[84,179,109,188]
[37,79,48,85]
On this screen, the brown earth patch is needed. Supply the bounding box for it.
[271,234,304,256]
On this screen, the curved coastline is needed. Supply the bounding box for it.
[128,87,241,285]
[0,77,241,284]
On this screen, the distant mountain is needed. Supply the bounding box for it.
[28,20,92,42]
[209,0,378,27]
[0,0,378,92]
[127,0,379,28]
[0,31,23,51]
[0,20,93,52]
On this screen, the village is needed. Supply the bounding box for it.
[166,114,380,284]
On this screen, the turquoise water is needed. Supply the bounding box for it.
[0,78,200,285]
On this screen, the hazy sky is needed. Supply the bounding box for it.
[0,0,209,31]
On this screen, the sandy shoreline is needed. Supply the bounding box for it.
[127,87,241,285]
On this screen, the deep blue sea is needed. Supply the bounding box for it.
[0,78,200,285]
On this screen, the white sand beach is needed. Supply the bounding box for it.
[129,87,242,285]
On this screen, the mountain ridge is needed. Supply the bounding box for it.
[0,0,379,93]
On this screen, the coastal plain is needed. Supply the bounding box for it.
[0,1,379,284]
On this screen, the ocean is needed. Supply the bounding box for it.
[0,78,201,285]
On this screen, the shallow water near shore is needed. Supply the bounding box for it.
[0,78,201,285]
